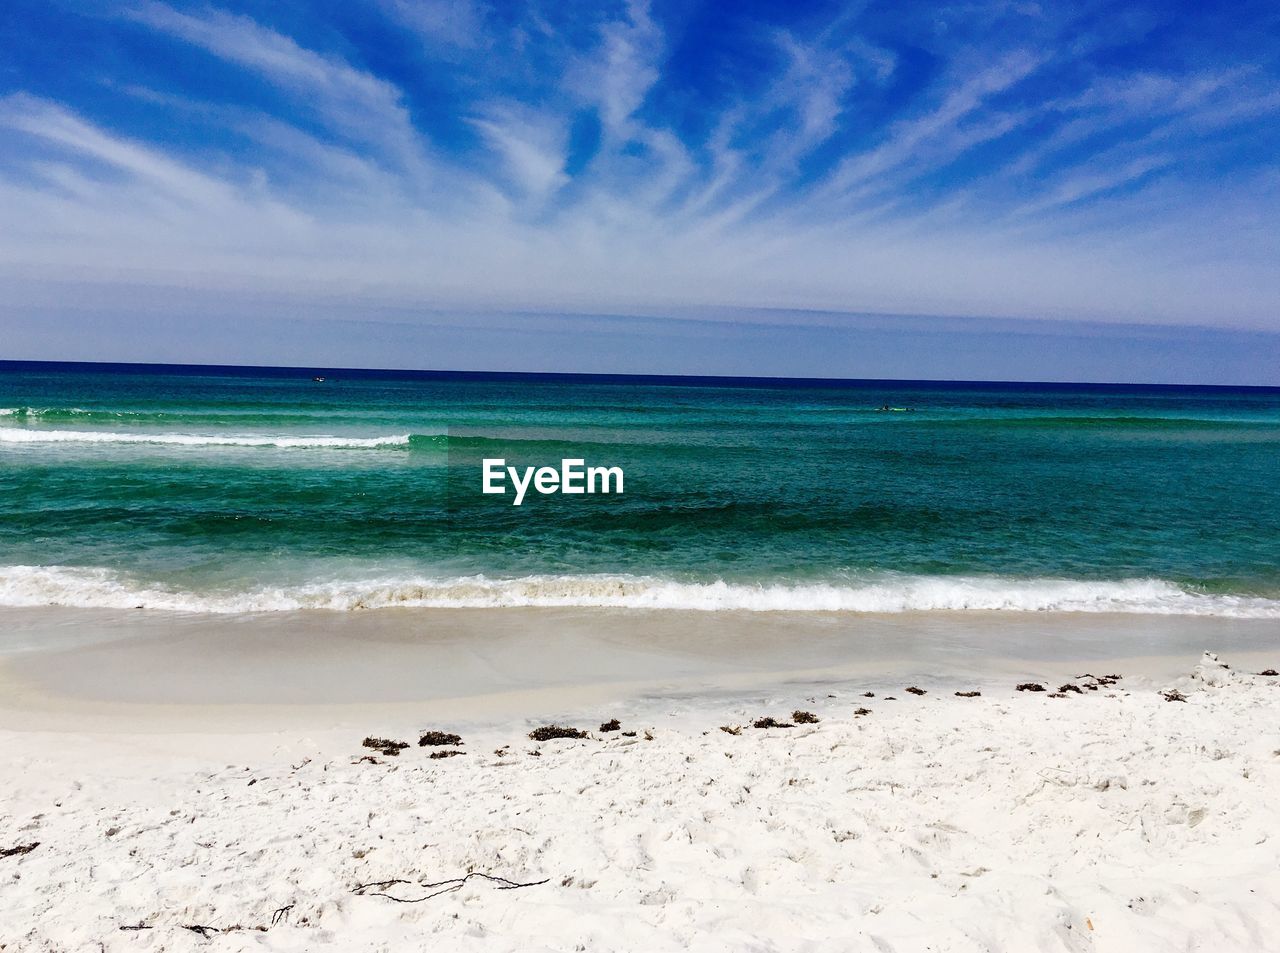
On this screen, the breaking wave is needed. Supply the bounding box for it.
[0,428,412,449]
[2,566,1277,617]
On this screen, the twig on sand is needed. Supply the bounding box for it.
[1161,689,1188,703]
[1,842,38,858]
[271,904,294,926]
[121,918,271,934]
[182,924,244,937]
[353,872,551,903]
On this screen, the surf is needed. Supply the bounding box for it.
[2,565,1278,617]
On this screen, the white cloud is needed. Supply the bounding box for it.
[125,2,425,168]
[469,106,569,201]
[0,1,1275,349]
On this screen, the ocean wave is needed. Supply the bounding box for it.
[1,566,1277,617]
[0,428,412,449]
[1,407,123,419]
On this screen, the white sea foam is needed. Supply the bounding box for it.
[1,566,1277,617]
[0,428,411,448]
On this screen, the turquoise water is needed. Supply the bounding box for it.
[1,363,1279,615]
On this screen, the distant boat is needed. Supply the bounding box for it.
[312,376,326,382]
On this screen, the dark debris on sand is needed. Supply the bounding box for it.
[418,731,463,747]
[1,842,38,858]
[363,737,408,752]
[1259,669,1279,677]
[719,725,742,735]
[1161,689,1188,703]
[752,717,793,729]
[1058,684,1084,694]
[862,692,875,698]
[854,707,872,716]
[1076,673,1122,688]
[905,687,926,696]
[1016,683,1046,693]
[791,710,820,724]
[954,691,981,698]
[429,750,466,759]
[599,719,622,732]
[529,725,589,742]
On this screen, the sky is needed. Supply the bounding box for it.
[1,0,1278,383]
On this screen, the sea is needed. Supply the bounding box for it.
[1,361,1278,618]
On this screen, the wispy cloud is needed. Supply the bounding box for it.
[0,0,1276,348]
[469,104,569,203]
[125,2,426,169]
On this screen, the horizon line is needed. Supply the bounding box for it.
[3,359,1279,393]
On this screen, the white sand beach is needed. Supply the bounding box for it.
[2,609,1279,952]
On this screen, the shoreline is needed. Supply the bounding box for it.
[1,606,1278,729]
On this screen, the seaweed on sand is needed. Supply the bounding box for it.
[752,717,793,729]
[791,711,820,724]
[363,737,408,751]
[599,719,622,732]
[954,691,981,698]
[1016,683,1046,693]
[529,725,588,741]
[418,731,463,747]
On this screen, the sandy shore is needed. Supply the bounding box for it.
[1,610,1279,951]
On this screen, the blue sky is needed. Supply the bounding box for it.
[1,1,1278,382]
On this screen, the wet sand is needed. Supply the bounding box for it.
[2,606,1277,730]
